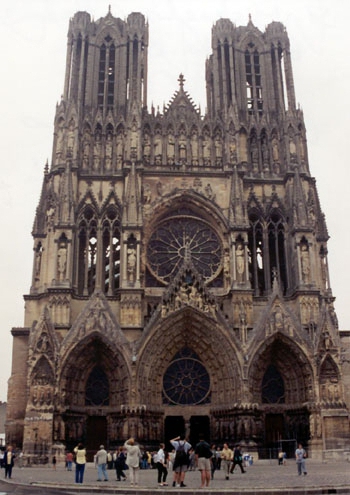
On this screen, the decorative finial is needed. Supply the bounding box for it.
[248,13,253,24]
[108,4,111,14]
[178,73,185,90]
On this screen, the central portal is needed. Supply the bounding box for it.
[164,415,210,450]
[86,416,107,460]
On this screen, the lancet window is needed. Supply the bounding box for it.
[245,46,263,115]
[98,41,116,110]
[76,205,121,296]
[248,211,288,295]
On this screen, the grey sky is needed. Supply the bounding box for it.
[0,0,349,402]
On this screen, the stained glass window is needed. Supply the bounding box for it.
[163,348,210,405]
[147,216,222,284]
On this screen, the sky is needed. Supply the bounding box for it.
[0,0,349,402]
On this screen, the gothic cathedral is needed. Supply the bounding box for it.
[6,9,350,460]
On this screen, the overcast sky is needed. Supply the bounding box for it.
[0,0,349,402]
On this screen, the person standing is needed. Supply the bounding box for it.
[295,443,307,475]
[170,434,192,488]
[221,443,233,480]
[95,444,109,481]
[66,451,73,471]
[74,442,87,484]
[230,444,246,473]
[155,442,168,486]
[210,444,218,480]
[124,437,141,487]
[52,455,57,470]
[115,446,127,481]
[3,445,15,479]
[194,434,212,488]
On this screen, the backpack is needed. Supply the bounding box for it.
[175,441,189,465]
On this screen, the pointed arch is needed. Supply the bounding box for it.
[137,306,241,407]
[249,333,314,405]
[319,354,341,403]
[59,333,130,409]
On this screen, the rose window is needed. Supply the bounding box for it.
[147,216,222,284]
[163,348,210,405]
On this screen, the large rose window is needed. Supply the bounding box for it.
[163,348,211,405]
[147,216,222,284]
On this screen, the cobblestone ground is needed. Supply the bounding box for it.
[3,460,350,494]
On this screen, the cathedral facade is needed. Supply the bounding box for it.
[6,10,350,460]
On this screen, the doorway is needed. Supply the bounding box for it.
[164,416,185,451]
[189,415,210,447]
[86,416,107,461]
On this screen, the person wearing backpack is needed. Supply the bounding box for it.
[170,435,192,487]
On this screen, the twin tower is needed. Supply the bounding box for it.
[6,9,350,461]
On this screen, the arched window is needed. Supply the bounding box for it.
[248,210,288,295]
[77,206,98,295]
[97,40,116,110]
[76,204,121,296]
[262,364,285,404]
[85,366,109,406]
[101,207,121,295]
[245,47,263,115]
[268,212,287,292]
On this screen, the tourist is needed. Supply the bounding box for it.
[221,442,233,480]
[95,444,109,481]
[170,434,192,487]
[115,446,127,481]
[74,442,87,483]
[230,444,246,473]
[124,437,141,487]
[210,444,218,479]
[66,451,73,471]
[155,442,168,486]
[295,443,307,475]
[194,434,212,488]
[3,445,15,479]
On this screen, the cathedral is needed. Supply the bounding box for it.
[6,9,350,461]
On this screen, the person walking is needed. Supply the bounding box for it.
[170,434,192,488]
[52,455,57,470]
[115,446,127,481]
[221,442,233,480]
[124,437,141,487]
[3,445,15,479]
[295,443,307,475]
[230,444,246,474]
[194,434,212,488]
[95,444,109,481]
[74,442,87,484]
[155,442,168,486]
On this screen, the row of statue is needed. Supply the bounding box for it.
[54,118,306,172]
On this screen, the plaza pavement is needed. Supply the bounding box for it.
[2,459,350,494]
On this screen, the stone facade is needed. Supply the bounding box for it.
[6,9,350,461]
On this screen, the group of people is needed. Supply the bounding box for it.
[72,438,141,485]
[70,435,248,487]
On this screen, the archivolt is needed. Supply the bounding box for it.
[59,333,130,409]
[136,307,241,407]
[249,333,314,405]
